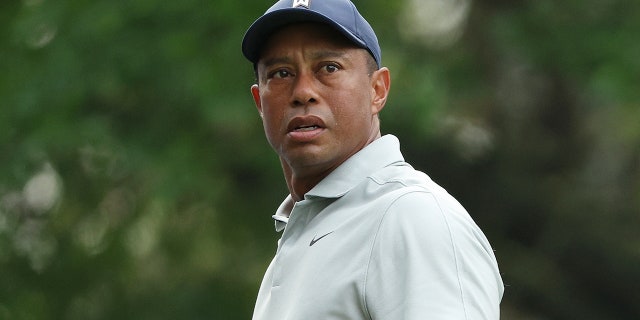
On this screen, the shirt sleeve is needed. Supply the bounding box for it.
[364,190,503,319]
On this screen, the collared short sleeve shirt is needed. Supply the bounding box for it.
[253,135,504,320]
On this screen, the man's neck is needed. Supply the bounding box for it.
[279,132,383,202]
[280,161,334,202]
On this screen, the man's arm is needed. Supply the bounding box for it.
[364,190,503,319]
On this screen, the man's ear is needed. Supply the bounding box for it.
[251,84,263,117]
[370,67,391,115]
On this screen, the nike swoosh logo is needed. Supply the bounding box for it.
[309,231,334,246]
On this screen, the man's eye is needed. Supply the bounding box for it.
[323,64,339,73]
[271,70,291,79]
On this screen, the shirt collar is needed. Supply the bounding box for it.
[272,195,294,232]
[305,134,404,199]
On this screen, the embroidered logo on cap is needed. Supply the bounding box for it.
[292,0,310,8]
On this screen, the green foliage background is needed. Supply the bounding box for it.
[1,0,639,319]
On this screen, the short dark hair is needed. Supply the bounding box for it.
[364,53,379,75]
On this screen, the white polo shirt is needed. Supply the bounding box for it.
[253,135,504,320]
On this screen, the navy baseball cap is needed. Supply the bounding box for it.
[242,0,381,68]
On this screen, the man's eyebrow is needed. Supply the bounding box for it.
[309,49,348,61]
[261,56,293,69]
[261,50,349,68]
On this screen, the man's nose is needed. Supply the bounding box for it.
[291,72,318,107]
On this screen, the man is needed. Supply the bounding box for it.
[241,0,504,319]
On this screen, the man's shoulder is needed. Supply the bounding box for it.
[367,162,434,191]
[360,162,465,214]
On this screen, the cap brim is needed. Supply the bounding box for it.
[241,8,367,64]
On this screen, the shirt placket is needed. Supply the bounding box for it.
[271,199,312,288]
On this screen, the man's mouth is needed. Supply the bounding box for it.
[287,116,326,133]
[293,125,321,132]
[286,116,326,141]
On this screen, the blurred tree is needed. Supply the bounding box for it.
[0,0,638,319]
